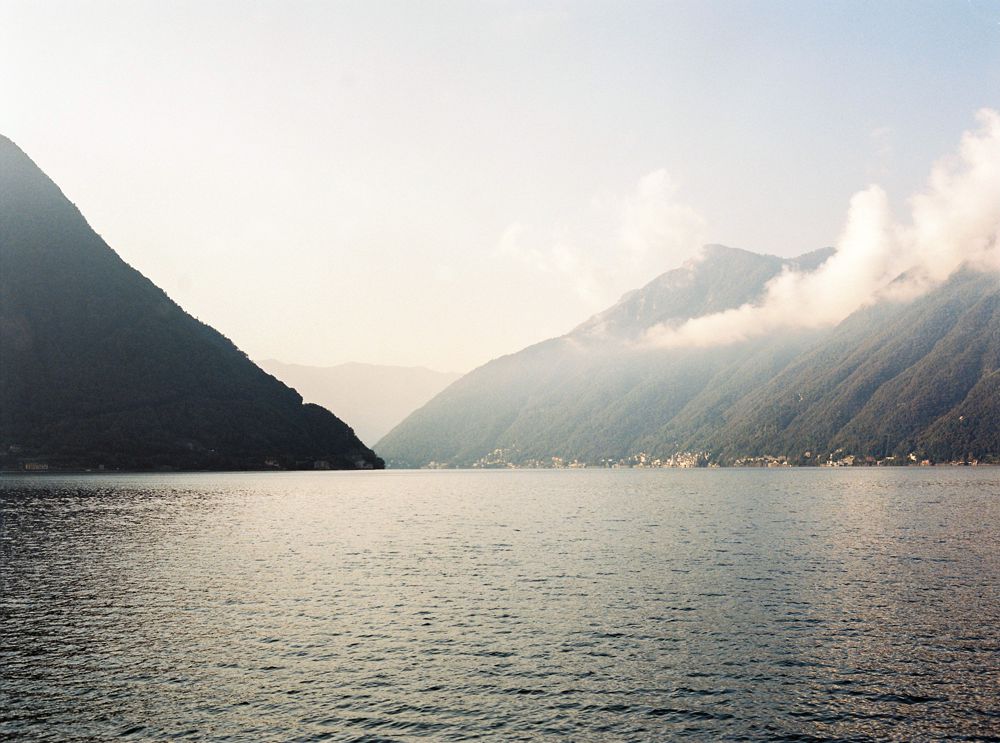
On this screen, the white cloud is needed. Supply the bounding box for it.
[619,169,706,262]
[646,109,1000,349]
[497,170,706,306]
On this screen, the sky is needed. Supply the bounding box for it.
[2,1,999,372]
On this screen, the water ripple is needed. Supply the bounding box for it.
[1,468,999,741]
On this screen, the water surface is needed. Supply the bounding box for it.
[2,469,998,741]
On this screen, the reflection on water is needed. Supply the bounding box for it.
[1,469,998,740]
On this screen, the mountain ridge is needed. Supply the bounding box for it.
[257,359,462,445]
[377,246,999,467]
[570,245,834,342]
[0,134,383,471]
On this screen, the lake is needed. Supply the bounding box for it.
[1,468,998,741]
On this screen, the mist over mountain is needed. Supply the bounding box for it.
[257,360,461,446]
[0,135,382,471]
[571,245,833,342]
[376,246,999,468]
[379,115,1000,469]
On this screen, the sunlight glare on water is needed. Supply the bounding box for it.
[1,468,998,741]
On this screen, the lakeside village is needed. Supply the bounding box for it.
[426,447,994,469]
[6,447,990,472]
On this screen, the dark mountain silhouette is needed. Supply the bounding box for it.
[258,360,461,446]
[377,246,999,467]
[0,135,382,471]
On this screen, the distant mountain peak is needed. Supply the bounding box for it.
[258,359,462,446]
[261,359,461,376]
[571,244,830,341]
[789,246,835,271]
[378,257,999,469]
[700,243,760,258]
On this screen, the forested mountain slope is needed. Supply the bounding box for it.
[0,135,382,470]
[378,247,998,467]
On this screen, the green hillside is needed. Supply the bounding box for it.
[377,248,999,467]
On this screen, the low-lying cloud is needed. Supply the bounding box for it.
[497,169,706,306]
[646,109,1000,349]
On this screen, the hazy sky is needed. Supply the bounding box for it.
[2,1,999,372]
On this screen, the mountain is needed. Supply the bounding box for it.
[257,360,461,445]
[0,135,383,471]
[376,246,999,467]
[703,269,1000,462]
[572,245,832,341]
